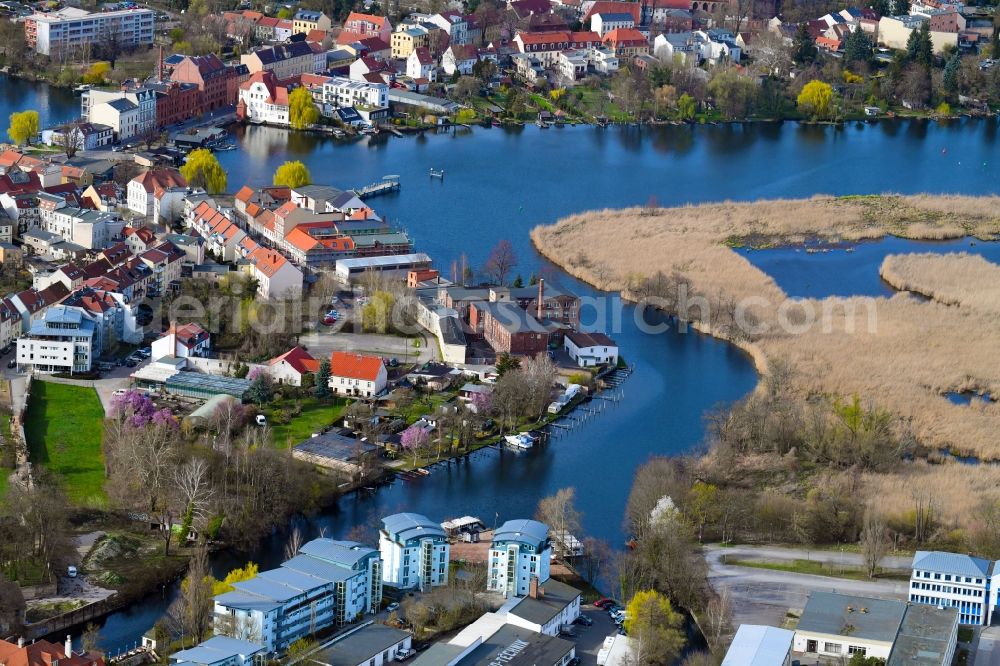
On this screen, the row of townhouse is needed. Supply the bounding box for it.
[36,192,125,250]
[240,41,326,80]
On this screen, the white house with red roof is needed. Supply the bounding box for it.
[269,345,321,386]
[406,47,437,82]
[151,321,210,360]
[236,70,294,126]
[123,226,157,255]
[329,351,387,397]
[242,242,304,299]
[127,168,188,219]
[564,330,619,367]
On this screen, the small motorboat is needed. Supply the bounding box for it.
[504,433,534,450]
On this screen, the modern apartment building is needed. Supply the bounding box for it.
[25,7,154,56]
[487,519,552,598]
[909,551,999,625]
[379,513,450,591]
[213,538,381,654]
[16,305,96,374]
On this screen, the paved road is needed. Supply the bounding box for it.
[704,544,913,570]
[705,547,910,628]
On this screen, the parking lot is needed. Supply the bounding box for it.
[571,605,621,665]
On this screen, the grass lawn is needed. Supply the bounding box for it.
[725,557,910,582]
[265,397,347,448]
[24,382,106,505]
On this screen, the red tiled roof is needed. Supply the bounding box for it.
[330,351,383,381]
[602,27,647,47]
[270,345,320,374]
[132,168,187,194]
[583,1,641,23]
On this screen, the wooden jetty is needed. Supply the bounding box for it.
[354,176,400,199]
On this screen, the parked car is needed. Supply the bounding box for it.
[125,359,138,368]
[594,598,616,609]
[394,648,413,662]
[573,615,593,626]
[67,565,77,578]
[385,601,400,612]
[255,414,267,426]
[112,389,128,396]
[6,359,15,369]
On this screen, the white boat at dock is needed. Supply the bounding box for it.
[504,432,535,450]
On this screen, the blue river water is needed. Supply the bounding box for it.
[3,75,1000,651]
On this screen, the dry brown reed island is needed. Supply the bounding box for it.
[531,194,1000,530]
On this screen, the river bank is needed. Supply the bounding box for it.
[530,194,1000,528]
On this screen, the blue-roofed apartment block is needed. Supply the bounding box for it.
[487,519,553,599]
[211,538,382,655]
[909,550,1000,625]
[378,512,450,591]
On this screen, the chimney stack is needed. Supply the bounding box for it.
[65,635,72,657]
[528,576,543,599]
[536,278,544,321]
[17,637,24,649]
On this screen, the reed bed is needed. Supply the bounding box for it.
[881,252,1000,312]
[532,195,1000,523]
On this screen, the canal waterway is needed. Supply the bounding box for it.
[4,76,1000,651]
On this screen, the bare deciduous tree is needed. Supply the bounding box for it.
[483,239,518,286]
[860,507,891,578]
[535,487,582,557]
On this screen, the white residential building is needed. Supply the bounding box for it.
[564,330,618,367]
[213,538,382,655]
[237,71,292,126]
[83,88,157,141]
[504,578,581,637]
[591,12,634,37]
[909,551,998,625]
[127,168,188,219]
[16,305,96,374]
[379,513,450,591]
[243,244,303,299]
[25,7,154,56]
[488,519,552,598]
[151,322,210,360]
[442,44,478,76]
[406,47,436,82]
[428,12,471,45]
[321,76,388,110]
[40,205,123,250]
[328,351,387,397]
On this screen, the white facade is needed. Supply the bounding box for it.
[591,13,634,37]
[564,333,618,367]
[406,50,436,81]
[322,76,388,109]
[379,513,450,591]
[328,352,388,397]
[27,7,154,56]
[909,551,998,625]
[237,79,290,126]
[504,579,582,637]
[16,306,96,374]
[40,206,123,250]
[84,88,157,140]
[442,46,477,76]
[488,519,552,598]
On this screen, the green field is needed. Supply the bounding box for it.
[24,382,106,505]
[265,397,347,448]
